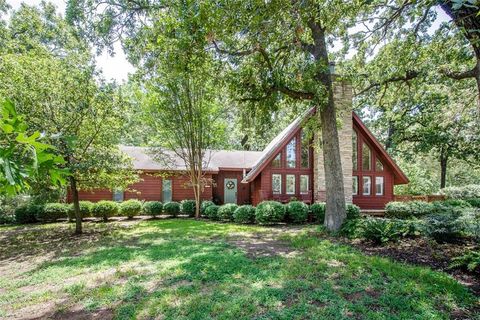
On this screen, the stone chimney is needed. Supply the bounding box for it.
[313,80,353,204]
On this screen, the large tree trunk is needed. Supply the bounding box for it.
[69,176,82,234]
[440,151,448,189]
[310,21,347,231]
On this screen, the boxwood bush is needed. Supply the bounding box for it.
[119,199,143,219]
[255,201,285,225]
[310,202,326,223]
[181,200,196,217]
[68,201,93,221]
[233,205,256,224]
[163,201,180,217]
[218,203,238,221]
[200,200,215,215]
[14,204,41,224]
[38,203,69,222]
[346,204,361,219]
[286,201,308,224]
[143,201,163,217]
[204,205,220,220]
[92,200,118,221]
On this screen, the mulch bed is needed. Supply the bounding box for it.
[334,236,480,296]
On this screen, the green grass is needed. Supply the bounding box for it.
[0,219,478,319]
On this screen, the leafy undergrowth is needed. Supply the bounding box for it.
[0,219,478,320]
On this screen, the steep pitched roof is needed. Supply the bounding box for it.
[241,110,409,185]
[120,146,262,172]
[241,107,315,183]
[352,113,409,184]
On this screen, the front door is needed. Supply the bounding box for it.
[224,178,237,204]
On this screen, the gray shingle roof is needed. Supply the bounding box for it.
[120,146,262,172]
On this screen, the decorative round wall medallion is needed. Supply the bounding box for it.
[226,181,235,189]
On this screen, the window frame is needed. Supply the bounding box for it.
[112,189,124,202]
[352,131,358,171]
[286,174,296,195]
[301,130,309,169]
[162,179,172,202]
[272,174,282,194]
[286,137,297,168]
[362,142,371,171]
[375,176,384,196]
[271,153,282,168]
[352,176,358,196]
[300,175,309,194]
[362,176,371,196]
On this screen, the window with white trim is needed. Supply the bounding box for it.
[286,174,295,194]
[286,137,296,168]
[363,176,371,195]
[352,176,358,195]
[376,176,384,196]
[300,175,309,194]
[272,174,282,194]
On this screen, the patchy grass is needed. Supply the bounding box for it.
[0,219,478,319]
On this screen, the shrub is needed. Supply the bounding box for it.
[286,201,308,224]
[14,204,41,224]
[204,205,220,220]
[361,218,419,245]
[458,209,480,240]
[218,203,238,221]
[163,201,180,217]
[38,203,69,222]
[92,201,118,221]
[440,184,480,199]
[466,198,480,208]
[255,201,285,225]
[68,201,93,221]
[346,204,361,219]
[423,213,463,243]
[181,200,196,217]
[385,201,433,219]
[143,201,163,217]
[200,200,215,215]
[119,199,143,219]
[310,202,326,223]
[450,250,480,272]
[233,205,256,224]
[0,206,14,224]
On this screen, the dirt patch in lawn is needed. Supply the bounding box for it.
[31,307,114,320]
[227,226,304,259]
[336,237,480,296]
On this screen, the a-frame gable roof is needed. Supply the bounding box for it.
[242,110,409,185]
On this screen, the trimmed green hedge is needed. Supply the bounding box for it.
[233,205,256,224]
[38,203,69,222]
[200,200,215,215]
[14,204,41,224]
[204,205,220,220]
[218,203,238,221]
[385,201,433,219]
[255,201,285,225]
[163,201,180,217]
[68,201,94,221]
[310,202,326,223]
[143,201,163,217]
[286,201,308,224]
[119,199,143,219]
[181,200,196,217]
[92,201,118,221]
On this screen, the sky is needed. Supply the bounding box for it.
[7,0,135,83]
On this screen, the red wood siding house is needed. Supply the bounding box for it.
[68,112,408,209]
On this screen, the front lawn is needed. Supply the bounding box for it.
[0,219,478,319]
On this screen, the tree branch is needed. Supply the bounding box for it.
[355,70,420,96]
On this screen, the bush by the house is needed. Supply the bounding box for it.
[204,204,219,220]
[423,213,463,243]
[346,204,361,219]
[119,199,143,219]
[440,184,480,200]
[458,209,480,240]
[286,201,308,224]
[92,201,118,221]
[38,203,69,222]
[385,201,433,219]
[68,201,93,221]
[361,218,420,245]
[143,201,163,217]
[181,200,196,217]
[14,204,41,224]
[441,199,472,208]
[218,203,238,221]
[466,198,480,208]
[310,202,326,223]
[255,201,285,225]
[450,250,480,272]
[163,201,180,217]
[233,205,256,224]
[0,206,14,224]
[200,200,215,215]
